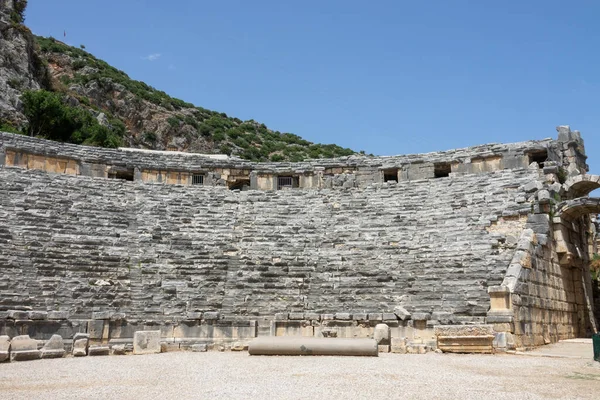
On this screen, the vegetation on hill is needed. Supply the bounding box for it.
[7,31,357,161]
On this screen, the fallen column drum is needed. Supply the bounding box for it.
[248,337,378,356]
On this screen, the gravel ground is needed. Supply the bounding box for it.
[0,352,599,400]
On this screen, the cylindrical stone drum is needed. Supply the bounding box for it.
[248,337,378,356]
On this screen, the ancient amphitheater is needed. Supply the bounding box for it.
[0,125,598,361]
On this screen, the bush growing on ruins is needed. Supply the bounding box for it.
[32,35,357,161]
[21,89,123,148]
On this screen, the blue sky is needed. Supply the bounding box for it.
[26,0,598,173]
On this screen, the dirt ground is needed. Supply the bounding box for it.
[0,342,599,400]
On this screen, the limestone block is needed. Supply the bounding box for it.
[88,345,110,356]
[391,337,407,354]
[321,314,334,321]
[185,312,203,320]
[41,334,66,359]
[288,313,304,320]
[368,313,383,321]
[202,312,220,321]
[382,313,397,321]
[394,306,411,321]
[412,313,430,322]
[92,311,113,320]
[373,324,391,344]
[28,311,48,320]
[378,345,390,353]
[73,339,88,357]
[10,335,41,361]
[274,313,288,320]
[133,330,161,355]
[0,335,10,362]
[7,310,28,320]
[48,311,69,320]
[304,313,320,321]
[335,313,352,320]
[111,344,126,355]
[352,313,367,321]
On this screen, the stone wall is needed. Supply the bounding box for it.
[0,165,539,332]
[0,126,596,350]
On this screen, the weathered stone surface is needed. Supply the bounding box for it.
[7,310,28,320]
[202,312,220,321]
[377,345,390,353]
[28,311,48,320]
[73,339,88,357]
[41,334,66,359]
[10,335,41,361]
[434,325,494,337]
[88,345,110,356]
[335,313,352,320]
[0,128,593,351]
[133,330,161,355]
[47,311,69,320]
[394,306,411,321]
[0,335,10,362]
[412,313,430,321]
[390,337,407,354]
[92,311,113,320]
[373,324,390,345]
[111,344,127,355]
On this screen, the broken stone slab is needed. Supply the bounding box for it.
[41,334,66,359]
[133,330,161,355]
[28,311,48,320]
[10,335,41,361]
[88,345,110,356]
[394,306,411,321]
[0,335,10,362]
[373,324,391,345]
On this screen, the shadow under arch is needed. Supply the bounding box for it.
[556,197,600,222]
[563,175,600,199]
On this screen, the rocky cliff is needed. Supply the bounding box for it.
[0,0,355,161]
[0,0,49,126]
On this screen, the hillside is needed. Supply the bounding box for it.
[0,1,356,162]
